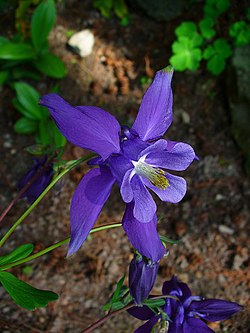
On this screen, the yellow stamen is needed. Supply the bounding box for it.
[133,161,169,190]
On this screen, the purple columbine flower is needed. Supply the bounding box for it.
[18,156,53,203]
[129,253,159,306]
[128,275,243,333]
[40,67,196,261]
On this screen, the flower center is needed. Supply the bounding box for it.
[132,160,169,190]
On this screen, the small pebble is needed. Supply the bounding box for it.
[68,29,95,57]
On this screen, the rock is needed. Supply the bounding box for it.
[68,29,95,57]
[227,45,250,176]
[218,224,234,235]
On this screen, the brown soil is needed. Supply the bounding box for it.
[0,1,249,332]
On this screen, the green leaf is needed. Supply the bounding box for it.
[94,0,113,18]
[143,298,166,307]
[199,18,216,39]
[203,45,215,60]
[170,37,202,71]
[175,22,197,38]
[33,52,66,78]
[114,0,128,19]
[13,82,49,120]
[0,271,58,310]
[0,244,34,267]
[207,54,226,75]
[204,0,230,18]
[49,120,67,147]
[38,120,51,145]
[31,0,56,50]
[160,235,180,245]
[0,70,9,85]
[229,21,250,46]
[0,36,8,45]
[14,117,38,134]
[203,39,231,75]
[0,42,35,60]
[110,276,125,305]
[213,39,232,58]
[11,67,41,80]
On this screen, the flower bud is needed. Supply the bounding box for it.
[129,253,159,306]
[18,156,53,203]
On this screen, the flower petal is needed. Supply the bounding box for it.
[162,276,192,300]
[131,68,173,141]
[143,173,187,204]
[127,305,155,320]
[189,299,243,322]
[68,166,115,255]
[140,139,196,171]
[131,175,157,222]
[122,203,165,261]
[183,317,215,333]
[120,168,134,202]
[40,93,121,160]
[133,316,159,333]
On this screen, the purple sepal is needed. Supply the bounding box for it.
[68,166,115,256]
[132,68,173,141]
[40,94,121,160]
[122,202,165,262]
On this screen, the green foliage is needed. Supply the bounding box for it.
[229,21,250,46]
[0,244,34,267]
[33,52,66,78]
[0,271,58,310]
[102,276,132,311]
[170,22,203,71]
[13,82,66,147]
[0,0,66,147]
[169,0,248,75]
[31,0,56,50]
[199,18,216,39]
[0,0,66,84]
[93,0,129,24]
[204,0,230,18]
[203,39,232,75]
[0,42,36,60]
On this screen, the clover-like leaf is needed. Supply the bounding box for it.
[170,36,202,71]
[203,39,232,75]
[204,0,230,18]
[199,18,216,39]
[175,22,197,38]
[229,21,250,46]
[0,271,58,310]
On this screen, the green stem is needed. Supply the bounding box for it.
[0,154,95,248]
[0,223,122,271]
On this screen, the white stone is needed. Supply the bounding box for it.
[68,29,95,57]
[218,224,234,235]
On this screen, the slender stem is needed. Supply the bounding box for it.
[0,223,122,271]
[80,294,177,333]
[0,154,95,248]
[81,303,134,333]
[0,158,53,224]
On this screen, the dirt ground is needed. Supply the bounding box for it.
[0,1,249,332]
